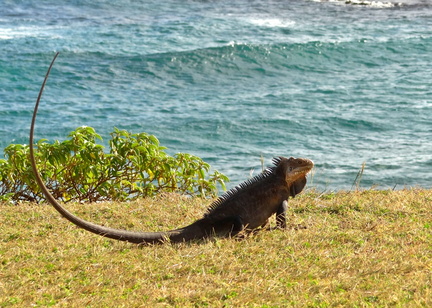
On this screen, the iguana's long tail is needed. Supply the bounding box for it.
[29,53,204,244]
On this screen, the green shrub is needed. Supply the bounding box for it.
[0,126,228,202]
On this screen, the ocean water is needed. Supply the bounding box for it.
[1,0,431,191]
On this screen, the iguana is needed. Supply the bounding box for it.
[29,53,314,244]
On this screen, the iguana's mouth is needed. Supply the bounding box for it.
[289,161,314,178]
[295,165,313,173]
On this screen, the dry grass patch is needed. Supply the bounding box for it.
[1,190,431,307]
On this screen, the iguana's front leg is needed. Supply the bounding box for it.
[276,200,288,229]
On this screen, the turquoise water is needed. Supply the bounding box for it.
[1,0,431,190]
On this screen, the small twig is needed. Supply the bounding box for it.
[351,161,366,191]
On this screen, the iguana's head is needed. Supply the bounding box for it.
[276,156,314,184]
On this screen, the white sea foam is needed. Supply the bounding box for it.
[344,0,401,7]
[247,17,295,28]
[312,0,402,7]
[0,26,62,40]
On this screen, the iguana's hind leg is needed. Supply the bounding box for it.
[260,219,269,229]
[211,216,244,237]
[276,200,288,229]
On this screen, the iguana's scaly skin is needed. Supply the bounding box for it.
[29,53,314,244]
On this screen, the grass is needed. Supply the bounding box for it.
[1,189,431,307]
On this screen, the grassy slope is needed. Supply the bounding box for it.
[1,190,431,307]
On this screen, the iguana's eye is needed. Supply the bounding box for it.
[289,166,293,171]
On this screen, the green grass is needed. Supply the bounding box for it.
[1,189,431,307]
